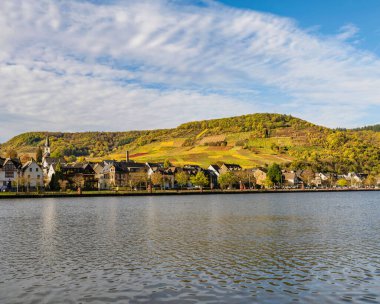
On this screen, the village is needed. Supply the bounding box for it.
[0,137,379,193]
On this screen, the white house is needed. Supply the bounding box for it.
[20,160,44,190]
[0,158,22,190]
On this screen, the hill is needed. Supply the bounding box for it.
[1,113,379,174]
[352,124,380,132]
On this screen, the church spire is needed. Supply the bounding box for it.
[44,135,51,157]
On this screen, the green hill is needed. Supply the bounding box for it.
[1,113,379,174]
[352,124,380,132]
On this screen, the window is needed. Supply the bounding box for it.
[36,168,39,172]
[30,168,32,172]
[37,175,40,179]
[5,171,14,178]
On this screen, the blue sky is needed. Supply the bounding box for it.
[220,0,380,53]
[0,0,379,143]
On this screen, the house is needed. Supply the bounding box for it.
[311,172,337,188]
[220,163,242,174]
[207,165,221,188]
[0,158,22,190]
[146,162,176,189]
[208,164,221,176]
[99,157,147,190]
[282,170,302,187]
[252,168,267,187]
[20,159,44,191]
[345,172,368,188]
[61,162,97,190]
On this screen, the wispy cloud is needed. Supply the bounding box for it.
[0,0,379,142]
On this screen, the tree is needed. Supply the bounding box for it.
[58,179,68,192]
[36,147,43,163]
[72,175,84,189]
[175,171,189,189]
[300,169,315,187]
[267,163,282,186]
[364,175,377,187]
[129,172,147,190]
[234,170,254,189]
[263,177,274,189]
[218,172,237,190]
[67,155,77,163]
[190,171,209,191]
[150,172,163,189]
[7,149,18,158]
[336,178,348,187]
[49,173,60,191]
[163,159,172,168]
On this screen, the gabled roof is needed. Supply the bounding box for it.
[146,162,164,169]
[208,164,221,172]
[21,159,39,172]
[222,163,242,170]
[252,167,268,173]
[100,161,146,174]
[3,158,22,169]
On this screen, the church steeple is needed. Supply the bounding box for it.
[44,135,51,157]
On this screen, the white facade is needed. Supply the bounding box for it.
[21,160,44,190]
[0,158,21,190]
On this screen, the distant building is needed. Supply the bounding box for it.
[252,168,267,187]
[98,153,147,190]
[282,171,302,187]
[208,164,221,188]
[220,163,242,174]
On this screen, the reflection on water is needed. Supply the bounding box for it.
[0,192,379,303]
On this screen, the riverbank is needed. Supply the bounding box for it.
[0,188,379,199]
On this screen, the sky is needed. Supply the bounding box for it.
[1,0,380,143]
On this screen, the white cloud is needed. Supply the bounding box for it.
[0,0,379,142]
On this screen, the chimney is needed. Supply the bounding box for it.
[126,151,130,162]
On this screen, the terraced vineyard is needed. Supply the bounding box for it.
[1,113,379,174]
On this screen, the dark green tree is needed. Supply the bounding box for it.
[267,163,282,185]
[36,147,43,163]
[49,162,63,191]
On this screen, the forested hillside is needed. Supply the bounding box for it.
[1,113,379,174]
[353,124,380,132]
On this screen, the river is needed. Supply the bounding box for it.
[0,192,379,303]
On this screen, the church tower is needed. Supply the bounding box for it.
[43,136,51,157]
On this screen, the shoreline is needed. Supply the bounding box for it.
[0,188,379,200]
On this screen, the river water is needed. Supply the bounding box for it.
[0,192,379,303]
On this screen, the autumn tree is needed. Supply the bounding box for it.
[72,175,84,189]
[300,169,315,186]
[163,159,172,168]
[218,172,237,190]
[7,149,18,158]
[336,178,348,187]
[190,171,209,191]
[150,172,163,189]
[234,170,254,189]
[175,171,189,189]
[129,172,147,190]
[364,175,377,187]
